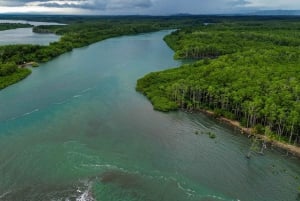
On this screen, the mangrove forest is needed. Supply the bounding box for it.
[137,18,300,146]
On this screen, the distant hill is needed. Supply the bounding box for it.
[247,10,300,16]
[165,10,300,16]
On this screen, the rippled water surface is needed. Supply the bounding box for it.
[0,31,299,201]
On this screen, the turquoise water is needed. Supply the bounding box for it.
[0,20,61,45]
[0,31,299,201]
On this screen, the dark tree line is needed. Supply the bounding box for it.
[137,20,300,145]
[0,16,208,89]
[0,23,32,31]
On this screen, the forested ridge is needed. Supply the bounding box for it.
[137,20,300,145]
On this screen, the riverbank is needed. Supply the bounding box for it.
[0,17,184,90]
[0,68,31,90]
[19,62,39,68]
[199,109,300,158]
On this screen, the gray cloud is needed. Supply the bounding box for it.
[0,0,25,6]
[0,0,153,10]
[37,3,100,9]
[230,0,251,6]
[147,0,235,15]
[0,0,76,6]
[36,0,107,10]
[107,0,152,9]
[1,0,300,14]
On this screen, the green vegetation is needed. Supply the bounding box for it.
[0,22,34,88]
[0,67,31,90]
[137,19,300,146]
[208,132,216,139]
[0,62,31,89]
[0,23,32,31]
[2,16,300,146]
[0,16,208,90]
[31,62,39,67]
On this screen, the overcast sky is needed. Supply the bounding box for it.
[0,0,299,15]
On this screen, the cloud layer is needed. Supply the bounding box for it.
[1,0,153,10]
[0,0,300,14]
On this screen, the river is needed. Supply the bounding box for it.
[0,30,299,201]
[0,20,61,45]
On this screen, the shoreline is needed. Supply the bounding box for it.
[19,61,39,68]
[198,109,300,158]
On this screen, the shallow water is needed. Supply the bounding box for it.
[0,30,299,201]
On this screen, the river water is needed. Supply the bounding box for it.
[0,20,61,45]
[0,30,299,201]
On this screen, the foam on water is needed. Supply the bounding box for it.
[22,108,39,116]
[80,88,93,93]
[76,181,95,201]
[0,190,12,199]
[54,99,70,105]
[73,95,83,98]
